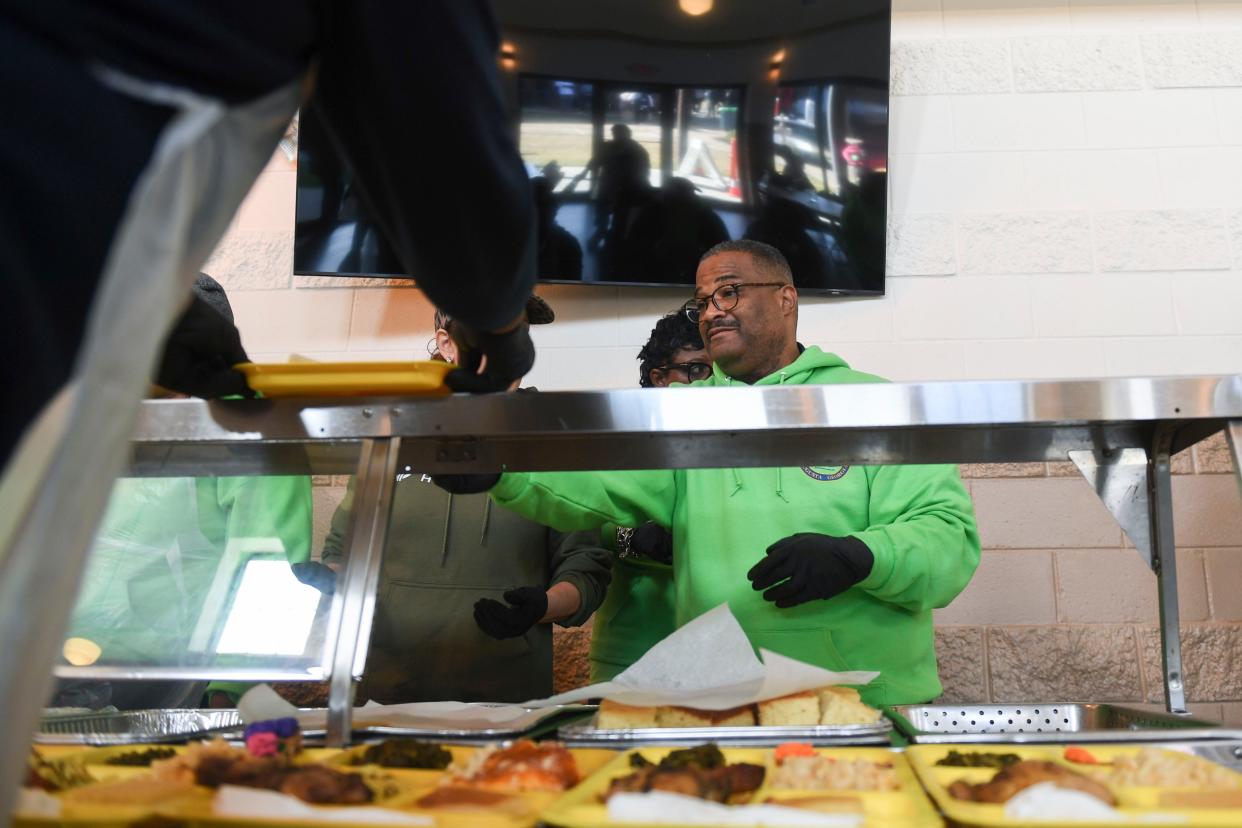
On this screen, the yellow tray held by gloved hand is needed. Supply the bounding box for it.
[236,360,453,398]
[541,745,943,828]
[907,743,1242,828]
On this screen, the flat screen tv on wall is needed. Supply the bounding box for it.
[294,0,891,296]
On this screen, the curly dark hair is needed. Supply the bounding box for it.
[637,310,706,388]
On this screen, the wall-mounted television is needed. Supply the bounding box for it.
[294,0,891,296]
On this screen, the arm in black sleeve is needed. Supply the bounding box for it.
[547,529,613,628]
[311,0,535,333]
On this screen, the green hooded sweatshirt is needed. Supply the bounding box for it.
[492,347,981,706]
[589,525,676,683]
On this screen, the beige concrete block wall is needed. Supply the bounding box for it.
[211,0,1242,713]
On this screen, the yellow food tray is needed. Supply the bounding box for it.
[907,743,1242,827]
[237,360,453,398]
[542,745,942,828]
[19,743,616,828]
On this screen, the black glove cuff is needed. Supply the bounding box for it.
[838,535,875,582]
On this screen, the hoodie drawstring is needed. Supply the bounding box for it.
[729,468,743,497]
[440,493,453,566]
[775,370,791,502]
[480,498,492,544]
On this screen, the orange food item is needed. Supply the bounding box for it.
[453,740,579,793]
[775,743,818,763]
[1064,746,1099,765]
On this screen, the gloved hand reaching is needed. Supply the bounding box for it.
[445,320,536,393]
[747,533,874,608]
[473,586,548,639]
[290,561,337,595]
[630,521,673,564]
[155,293,255,399]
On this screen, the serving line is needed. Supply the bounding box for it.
[10,377,1239,767]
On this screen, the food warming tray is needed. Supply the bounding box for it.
[38,703,596,745]
[558,713,892,747]
[36,709,251,745]
[888,702,1242,744]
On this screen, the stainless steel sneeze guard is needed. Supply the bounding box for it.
[889,703,1242,744]
[127,376,1242,474]
[48,375,1242,741]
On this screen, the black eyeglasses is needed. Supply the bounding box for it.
[683,282,787,323]
[659,361,712,381]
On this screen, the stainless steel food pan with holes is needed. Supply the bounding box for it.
[888,703,1242,744]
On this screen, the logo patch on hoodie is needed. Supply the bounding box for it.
[802,465,850,481]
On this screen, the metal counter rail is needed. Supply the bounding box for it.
[87,376,1242,742]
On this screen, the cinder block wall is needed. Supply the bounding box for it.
[206,0,1242,716]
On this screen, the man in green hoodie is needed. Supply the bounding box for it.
[439,240,981,706]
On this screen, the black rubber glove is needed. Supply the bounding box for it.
[432,472,501,494]
[445,321,536,393]
[155,293,255,398]
[473,586,548,639]
[290,561,337,595]
[630,522,673,564]
[747,533,874,608]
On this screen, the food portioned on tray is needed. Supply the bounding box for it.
[24,749,93,792]
[935,749,1021,768]
[912,743,1242,826]
[102,746,178,767]
[948,759,1116,806]
[442,739,579,792]
[594,684,881,730]
[344,739,454,769]
[541,743,940,828]
[604,743,765,804]
[1106,746,1242,789]
[769,743,899,791]
[152,737,378,805]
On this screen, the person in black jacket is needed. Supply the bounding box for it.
[0,1,538,804]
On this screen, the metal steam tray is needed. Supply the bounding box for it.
[36,709,250,745]
[558,713,892,748]
[889,702,1242,744]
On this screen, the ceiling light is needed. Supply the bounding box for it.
[679,0,713,16]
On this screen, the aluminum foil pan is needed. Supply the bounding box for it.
[37,709,246,745]
[350,704,596,741]
[889,702,1242,744]
[558,714,892,747]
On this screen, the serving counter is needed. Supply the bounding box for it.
[8,374,1242,813]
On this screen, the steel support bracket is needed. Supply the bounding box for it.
[1070,439,1186,714]
[1227,421,1242,501]
[1068,448,1154,570]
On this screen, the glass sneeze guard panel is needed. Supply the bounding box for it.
[50,441,367,709]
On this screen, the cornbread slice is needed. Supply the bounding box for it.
[596,699,659,729]
[816,686,881,725]
[655,704,756,727]
[756,690,820,726]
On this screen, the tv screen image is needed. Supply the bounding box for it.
[295,0,891,296]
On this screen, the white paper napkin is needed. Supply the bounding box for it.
[522,604,878,710]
